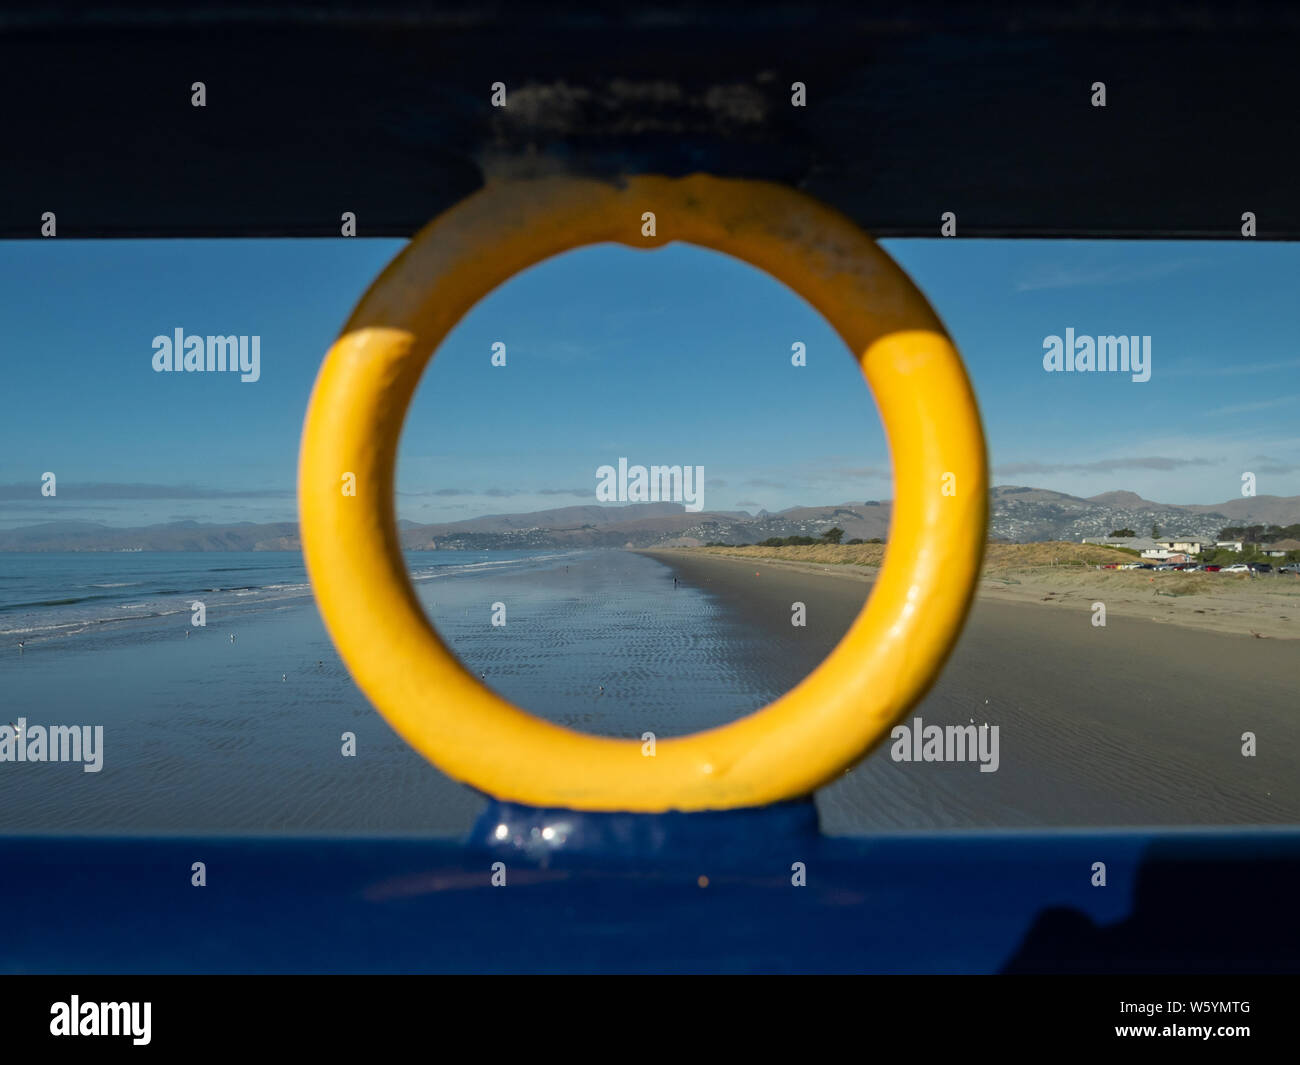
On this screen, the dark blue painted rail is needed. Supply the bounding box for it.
[2,802,1297,973]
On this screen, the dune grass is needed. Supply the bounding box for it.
[683,542,1285,598]
[690,540,1138,572]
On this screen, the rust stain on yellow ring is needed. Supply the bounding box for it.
[298,174,988,811]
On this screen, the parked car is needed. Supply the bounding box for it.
[1135,563,1157,570]
[1223,563,1250,573]
[1203,565,1222,572]
[1281,564,1300,574]
[1249,563,1273,573]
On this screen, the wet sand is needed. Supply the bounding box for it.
[642,549,1300,831]
[0,550,788,834]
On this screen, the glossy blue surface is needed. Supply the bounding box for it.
[2,802,1297,973]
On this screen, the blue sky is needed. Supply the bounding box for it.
[1,237,1297,529]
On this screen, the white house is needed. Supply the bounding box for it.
[1154,537,1209,555]
[1081,536,1158,553]
[1134,537,1210,560]
[1215,540,1244,552]
[1262,538,1300,558]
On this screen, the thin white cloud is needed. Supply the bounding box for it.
[828,466,889,479]
[988,429,1300,504]
[1208,395,1300,417]
[996,457,1213,475]
[1014,258,1208,292]
[0,481,289,501]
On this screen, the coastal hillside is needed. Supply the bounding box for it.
[2,489,1298,551]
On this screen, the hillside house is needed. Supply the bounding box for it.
[1154,537,1209,554]
[1137,537,1211,559]
[1262,538,1300,558]
[1081,536,1158,553]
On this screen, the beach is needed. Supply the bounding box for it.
[643,548,1300,831]
[2,545,1296,836]
[0,549,789,834]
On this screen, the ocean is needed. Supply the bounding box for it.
[0,549,790,834]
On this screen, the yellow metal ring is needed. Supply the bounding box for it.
[298,174,988,812]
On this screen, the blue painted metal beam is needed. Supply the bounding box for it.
[2,803,1296,973]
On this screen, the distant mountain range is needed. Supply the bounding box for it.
[2,488,1298,551]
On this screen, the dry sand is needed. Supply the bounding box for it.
[641,547,1300,830]
[680,542,1300,640]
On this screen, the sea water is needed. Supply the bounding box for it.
[0,549,784,833]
